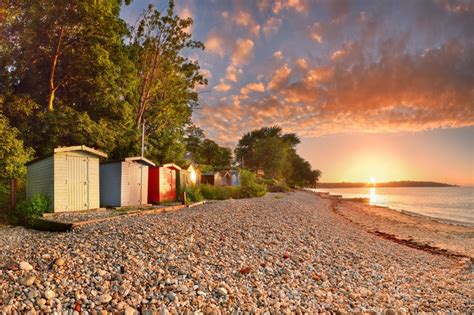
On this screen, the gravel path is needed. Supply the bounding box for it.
[0,191,472,313]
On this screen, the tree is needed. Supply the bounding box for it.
[128,0,207,162]
[131,1,206,127]
[184,125,205,162]
[235,125,321,187]
[287,151,322,187]
[1,0,137,157]
[254,137,290,180]
[199,139,232,170]
[0,111,34,180]
[235,126,299,171]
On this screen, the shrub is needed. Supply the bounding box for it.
[200,184,230,200]
[12,194,51,226]
[240,170,266,198]
[184,186,204,203]
[224,186,241,199]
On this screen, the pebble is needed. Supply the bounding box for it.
[167,292,177,302]
[21,275,36,286]
[44,289,55,300]
[124,306,136,315]
[0,192,471,313]
[216,287,228,297]
[19,261,33,271]
[98,293,112,304]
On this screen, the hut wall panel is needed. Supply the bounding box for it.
[141,165,149,205]
[26,156,54,211]
[120,162,130,206]
[100,163,122,207]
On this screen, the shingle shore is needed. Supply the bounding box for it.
[0,191,471,313]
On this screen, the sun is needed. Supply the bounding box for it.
[370,177,376,185]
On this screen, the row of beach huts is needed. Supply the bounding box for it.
[25,145,240,213]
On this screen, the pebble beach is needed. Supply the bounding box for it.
[0,191,472,314]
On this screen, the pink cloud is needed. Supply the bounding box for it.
[231,38,255,65]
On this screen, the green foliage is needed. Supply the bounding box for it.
[200,184,230,200]
[184,186,203,203]
[12,194,51,226]
[0,112,34,180]
[184,126,233,170]
[240,170,267,198]
[258,178,291,192]
[235,126,321,188]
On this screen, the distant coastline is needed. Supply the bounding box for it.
[317,181,458,188]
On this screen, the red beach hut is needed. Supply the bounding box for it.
[148,163,182,204]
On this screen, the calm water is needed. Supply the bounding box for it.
[312,187,474,226]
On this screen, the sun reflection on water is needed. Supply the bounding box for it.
[369,187,377,204]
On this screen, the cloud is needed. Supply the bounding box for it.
[204,34,225,57]
[267,64,291,90]
[295,58,308,70]
[273,50,283,60]
[231,38,255,65]
[240,82,265,95]
[214,81,232,92]
[197,40,474,145]
[309,22,322,43]
[233,10,260,37]
[225,64,243,82]
[263,17,283,38]
[271,0,308,14]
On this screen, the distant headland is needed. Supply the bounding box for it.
[317,181,459,188]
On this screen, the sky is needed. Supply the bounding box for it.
[121,0,474,186]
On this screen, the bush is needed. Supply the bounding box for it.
[224,186,241,199]
[200,184,230,200]
[184,186,204,203]
[11,194,51,226]
[240,170,266,198]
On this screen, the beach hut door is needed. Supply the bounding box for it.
[129,163,142,205]
[67,156,89,211]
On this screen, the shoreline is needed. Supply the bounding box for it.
[309,190,474,258]
[308,188,474,228]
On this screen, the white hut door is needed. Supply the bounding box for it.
[129,163,142,205]
[67,156,89,211]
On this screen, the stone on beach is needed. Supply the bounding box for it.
[0,191,472,313]
[19,261,33,271]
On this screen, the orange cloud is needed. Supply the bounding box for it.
[231,38,255,65]
[214,81,231,92]
[225,64,243,82]
[204,34,225,57]
[267,64,291,90]
[240,82,265,95]
[196,40,474,145]
[263,17,283,38]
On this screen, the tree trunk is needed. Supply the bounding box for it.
[48,26,64,111]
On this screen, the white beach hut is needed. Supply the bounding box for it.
[26,145,108,212]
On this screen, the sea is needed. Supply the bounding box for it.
[311,187,474,227]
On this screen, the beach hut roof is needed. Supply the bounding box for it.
[26,145,108,166]
[162,163,182,171]
[54,145,108,158]
[125,156,156,167]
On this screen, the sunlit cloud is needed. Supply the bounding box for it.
[225,64,243,82]
[240,82,265,95]
[204,34,225,57]
[214,81,232,92]
[263,17,283,38]
[231,38,254,65]
[267,64,291,90]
